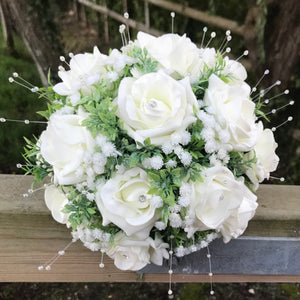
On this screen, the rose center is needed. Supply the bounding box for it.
[138,194,147,203]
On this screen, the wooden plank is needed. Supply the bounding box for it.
[77,0,164,37]
[0,174,300,282]
[139,0,244,36]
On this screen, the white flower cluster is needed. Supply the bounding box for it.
[33,30,279,272]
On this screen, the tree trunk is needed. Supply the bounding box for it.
[4,0,60,86]
[263,0,300,88]
[244,0,300,88]
[0,0,16,55]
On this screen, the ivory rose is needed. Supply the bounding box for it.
[40,108,95,185]
[222,57,247,84]
[220,185,258,243]
[188,166,244,232]
[245,121,279,190]
[137,32,200,78]
[204,74,257,151]
[117,72,198,145]
[95,168,159,236]
[44,185,69,224]
[106,232,169,271]
[53,46,107,105]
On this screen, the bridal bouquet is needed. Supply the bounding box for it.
[23,31,279,271]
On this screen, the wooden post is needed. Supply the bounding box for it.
[0,174,300,282]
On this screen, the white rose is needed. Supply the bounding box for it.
[204,74,257,151]
[220,185,258,243]
[95,168,159,236]
[137,32,203,80]
[40,108,95,185]
[106,232,151,271]
[53,46,107,105]
[189,166,244,231]
[222,57,247,84]
[106,232,169,271]
[44,185,68,224]
[117,72,198,145]
[245,121,279,189]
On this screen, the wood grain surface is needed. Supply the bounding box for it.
[0,174,299,282]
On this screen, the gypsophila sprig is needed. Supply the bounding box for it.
[21,30,280,272]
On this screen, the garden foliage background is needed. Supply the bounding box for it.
[0,0,299,299]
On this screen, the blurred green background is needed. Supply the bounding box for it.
[0,0,299,299]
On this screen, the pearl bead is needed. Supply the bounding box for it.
[210,290,215,295]
[38,265,43,271]
[99,263,104,268]
[45,265,51,271]
[169,250,173,255]
[24,120,30,124]
[168,270,173,274]
[207,254,211,258]
[58,250,65,256]
[168,289,173,295]
[209,272,213,277]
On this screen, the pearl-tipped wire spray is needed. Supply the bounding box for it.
[200,27,208,48]
[124,12,131,42]
[269,176,285,182]
[0,117,47,125]
[168,235,174,299]
[9,73,52,101]
[264,89,290,103]
[99,248,106,268]
[261,100,294,118]
[170,12,175,34]
[38,239,76,271]
[250,69,270,95]
[59,55,71,69]
[22,183,50,198]
[205,31,216,48]
[207,246,214,296]
[271,116,293,132]
[235,50,248,62]
[252,80,281,102]
[119,24,127,47]
[221,47,231,57]
[218,30,231,52]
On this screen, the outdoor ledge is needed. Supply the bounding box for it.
[0,174,299,282]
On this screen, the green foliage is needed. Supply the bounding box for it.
[83,98,119,140]
[192,52,227,99]
[0,28,46,173]
[128,46,158,74]
[227,151,257,182]
[22,136,51,185]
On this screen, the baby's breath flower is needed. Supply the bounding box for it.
[162,142,173,154]
[178,196,190,207]
[150,156,164,170]
[180,151,192,166]
[169,213,182,228]
[150,195,163,208]
[165,159,177,168]
[155,221,167,231]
